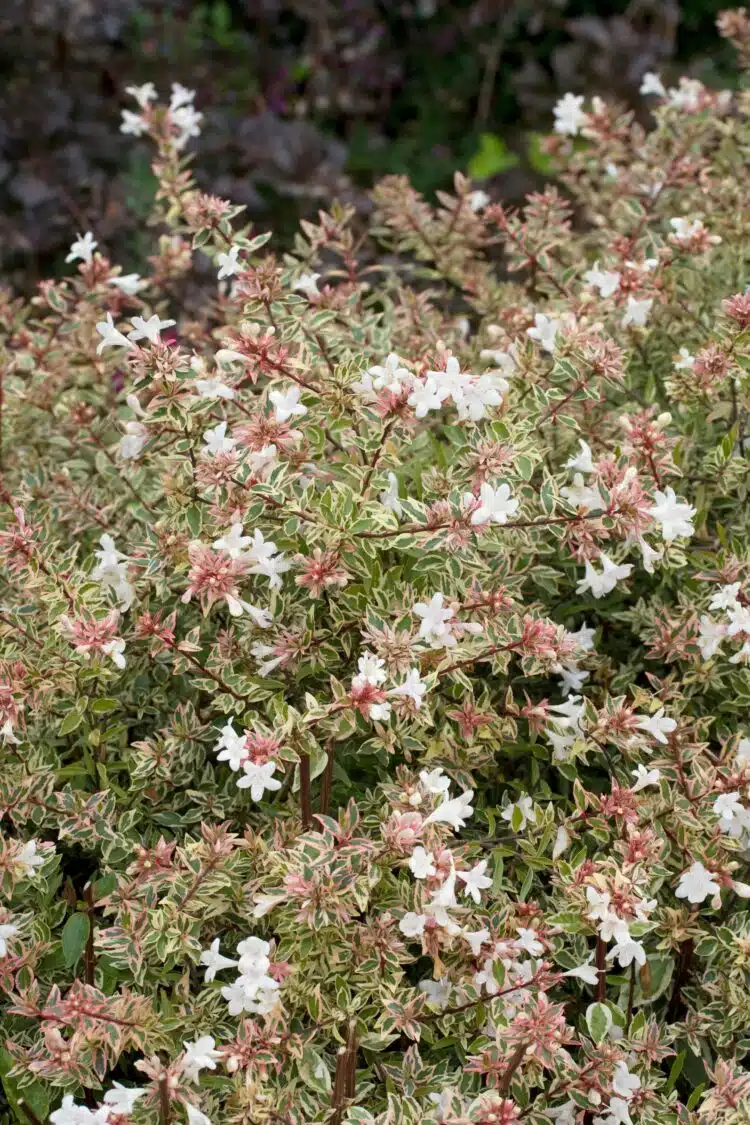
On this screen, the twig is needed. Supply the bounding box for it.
[299,753,313,830]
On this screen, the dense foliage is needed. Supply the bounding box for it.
[4,9,750,1125]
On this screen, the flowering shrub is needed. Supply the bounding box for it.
[4,11,750,1125]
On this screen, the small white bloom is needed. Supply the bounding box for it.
[698,615,727,661]
[413,592,456,648]
[379,471,402,517]
[419,977,452,1007]
[709,583,741,611]
[66,231,97,265]
[674,347,695,371]
[213,524,253,558]
[407,376,450,418]
[566,439,595,474]
[607,937,646,968]
[584,262,621,298]
[109,273,145,295]
[648,486,695,541]
[612,1061,641,1100]
[467,189,490,212]
[15,840,47,878]
[553,93,586,136]
[638,538,664,574]
[515,925,544,956]
[217,245,242,279]
[636,707,676,744]
[237,761,283,801]
[420,768,451,796]
[96,312,132,353]
[576,554,632,598]
[466,481,519,525]
[389,668,428,708]
[399,912,427,938]
[527,312,560,353]
[183,1035,221,1081]
[126,82,157,108]
[270,385,307,423]
[560,474,602,513]
[563,959,599,986]
[675,860,720,904]
[559,664,589,696]
[457,860,492,904]
[409,846,437,879]
[200,937,238,982]
[119,421,148,460]
[103,1083,146,1115]
[622,296,653,328]
[640,72,666,97]
[293,272,321,298]
[185,1106,212,1125]
[501,794,536,832]
[0,922,19,958]
[102,638,127,669]
[424,790,475,831]
[202,421,236,456]
[463,927,490,957]
[195,376,235,400]
[127,314,176,344]
[120,109,147,136]
[553,824,571,859]
[631,764,661,792]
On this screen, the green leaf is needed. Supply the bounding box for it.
[585,1001,612,1042]
[58,706,85,735]
[298,1046,332,1094]
[186,504,203,536]
[90,698,120,715]
[467,133,519,181]
[61,913,90,967]
[665,1050,686,1094]
[686,1083,706,1111]
[527,132,555,175]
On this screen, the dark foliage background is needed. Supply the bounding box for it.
[0,0,732,289]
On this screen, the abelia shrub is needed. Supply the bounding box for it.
[4,13,750,1125]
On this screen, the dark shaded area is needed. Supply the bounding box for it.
[0,0,732,289]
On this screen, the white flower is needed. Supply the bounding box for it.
[612,1061,641,1100]
[547,1102,577,1125]
[407,376,450,418]
[698,615,726,660]
[0,922,19,957]
[560,474,602,513]
[527,312,560,353]
[674,347,695,371]
[120,109,147,136]
[409,846,437,879]
[515,925,544,956]
[419,977,452,1007]
[553,93,586,136]
[217,245,242,279]
[200,937,238,982]
[424,790,475,831]
[559,665,589,696]
[362,354,413,394]
[96,312,132,353]
[714,791,745,832]
[103,1084,146,1115]
[127,314,176,345]
[607,937,646,968]
[631,764,661,792]
[66,231,97,265]
[457,860,492,904]
[1,719,20,745]
[455,372,507,421]
[638,538,664,574]
[640,72,666,96]
[501,794,536,832]
[420,768,451,796]
[248,444,278,476]
[399,912,427,938]
[237,761,282,801]
[353,652,387,689]
[185,1106,212,1125]
[183,1035,221,1081]
[120,421,148,460]
[622,296,653,328]
[202,421,236,456]
[566,439,595,474]
[92,533,134,612]
[584,262,621,298]
[270,385,307,423]
[466,482,519,525]
[467,189,490,212]
[213,524,253,559]
[103,638,127,669]
[379,472,402,517]
[598,911,630,945]
[585,886,611,921]
[51,1096,109,1125]
[413,592,456,648]
[463,927,490,956]
[390,668,428,708]
[636,707,676,744]
[675,860,720,904]
[16,841,47,878]
[214,720,248,771]
[426,356,470,402]
[195,376,235,400]
[126,82,157,108]
[548,694,586,734]
[293,272,321,298]
[728,602,750,637]
[576,554,633,598]
[109,273,145,295]
[648,486,695,541]
[670,217,720,245]
[710,582,741,611]
[563,960,599,986]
